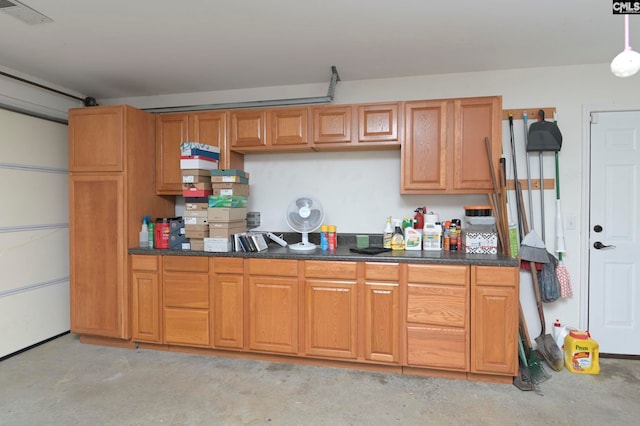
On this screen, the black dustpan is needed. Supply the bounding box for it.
[527,110,562,152]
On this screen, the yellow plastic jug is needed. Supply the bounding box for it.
[564,330,600,374]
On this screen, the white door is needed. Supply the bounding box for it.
[588,110,640,355]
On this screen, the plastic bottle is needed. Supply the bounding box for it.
[327,225,337,250]
[391,220,405,250]
[148,220,154,249]
[139,217,149,248]
[443,220,451,250]
[552,319,563,349]
[564,330,600,374]
[320,225,329,250]
[383,217,393,249]
[413,207,425,230]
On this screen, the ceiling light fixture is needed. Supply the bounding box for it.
[611,15,640,78]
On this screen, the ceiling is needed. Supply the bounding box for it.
[0,0,633,101]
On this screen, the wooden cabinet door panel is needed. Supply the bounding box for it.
[190,111,226,150]
[270,108,310,147]
[163,273,209,308]
[155,113,189,194]
[402,101,448,191]
[453,97,500,191]
[407,284,467,328]
[407,326,468,370]
[131,269,161,343]
[249,275,298,354]
[69,106,124,172]
[213,273,244,349]
[164,308,210,346]
[365,283,399,363]
[70,174,126,338]
[407,264,469,285]
[230,110,267,148]
[358,103,399,143]
[305,279,357,359]
[312,106,353,144]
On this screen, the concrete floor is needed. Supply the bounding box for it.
[0,333,638,425]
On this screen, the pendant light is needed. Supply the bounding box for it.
[611,15,640,78]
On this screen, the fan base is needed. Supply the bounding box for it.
[288,242,317,251]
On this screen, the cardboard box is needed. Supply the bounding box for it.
[180,148,220,161]
[183,182,212,191]
[208,195,248,208]
[180,157,219,170]
[182,189,213,198]
[210,175,248,184]
[189,238,204,251]
[463,232,498,254]
[210,169,250,179]
[204,237,233,253]
[209,220,247,238]
[211,183,250,196]
[169,234,189,249]
[183,210,208,219]
[184,201,209,211]
[208,207,247,222]
[181,169,210,177]
[180,142,221,156]
[183,216,208,226]
[182,174,212,184]
[185,224,209,239]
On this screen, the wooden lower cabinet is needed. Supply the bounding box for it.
[405,264,469,371]
[471,265,519,376]
[212,258,244,349]
[162,256,211,347]
[364,263,400,364]
[131,255,162,343]
[247,259,299,354]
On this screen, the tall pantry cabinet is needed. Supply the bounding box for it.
[69,105,174,339]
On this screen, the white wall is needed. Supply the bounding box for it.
[105,62,640,333]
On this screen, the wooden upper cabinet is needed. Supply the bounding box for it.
[155,111,226,195]
[229,110,268,149]
[401,96,501,194]
[453,97,501,191]
[270,107,310,147]
[312,105,353,146]
[358,103,400,145]
[402,100,449,192]
[69,105,124,172]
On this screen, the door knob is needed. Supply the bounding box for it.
[594,241,616,249]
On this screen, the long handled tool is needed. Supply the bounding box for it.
[508,113,524,242]
[553,112,572,297]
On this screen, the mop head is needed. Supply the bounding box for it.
[519,230,550,264]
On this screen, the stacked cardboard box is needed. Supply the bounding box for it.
[205,169,250,252]
[180,143,220,250]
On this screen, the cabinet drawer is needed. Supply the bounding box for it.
[131,255,158,271]
[407,284,467,328]
[473,265,518,287]
[365,262,399,281]
[213,257,244,274]
[407,264,469,285]
[164,256,209,273]
[164,309,210,346]
[164,273,209,308]
[407,326,467,370]
[248,258,297,276]
[305,261,357,279]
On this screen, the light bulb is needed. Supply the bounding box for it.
[611,48,640,77]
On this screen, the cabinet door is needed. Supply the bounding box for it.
[69,106,124,172]
[156,113,189,194]
[213,272,244,349]
[229,110,268,148]
[69,173,127,338]
[270,107,310,148]
[305,279,358,359]
[471,266,518,376]
[248,275,298,354]
[312,105,353,145]
[401,100,448,192]
[364,282,399,363]
[358,103,400,144]
[453,97,501,191]
[131,257,161,343]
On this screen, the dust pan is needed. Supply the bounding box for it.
[520,230,550,264]
[527,110,562,152]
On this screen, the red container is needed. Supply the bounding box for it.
[155,219,170,249]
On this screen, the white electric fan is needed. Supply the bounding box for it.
[285,195,325,251]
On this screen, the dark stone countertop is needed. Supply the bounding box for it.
[129,232,518,267]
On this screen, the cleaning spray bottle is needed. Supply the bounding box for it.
[383,216,393,249]
[391,219,405,250]
[147,217,154,249]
